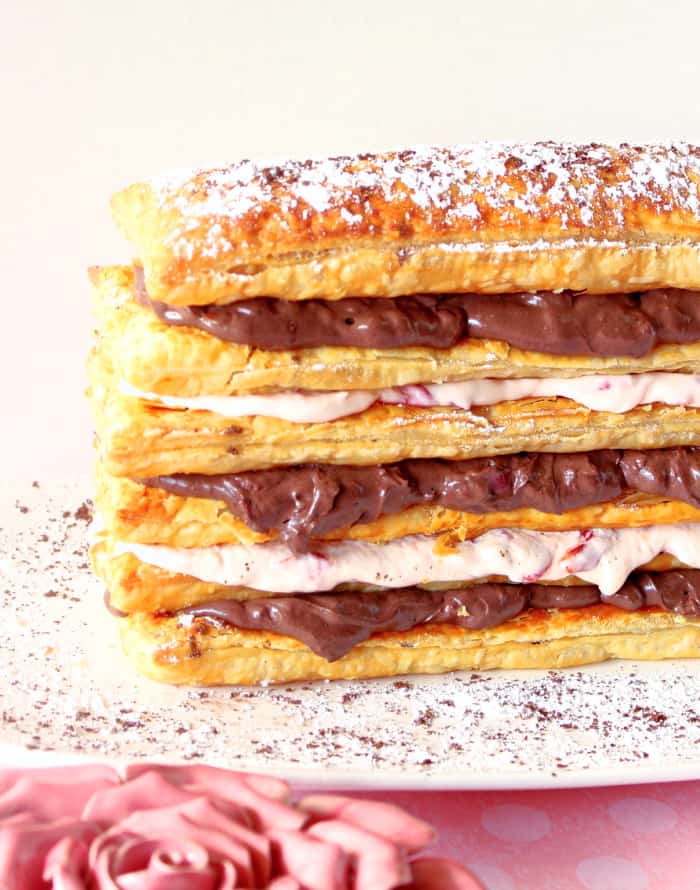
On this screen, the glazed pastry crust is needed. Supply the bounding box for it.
[97,466,700,548]
[89,352,700,476]
[90,536,683,613]
[110,143,700,304]
[118,605,700,685]
[93,266,700,396]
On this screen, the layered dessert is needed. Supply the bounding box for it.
[89,142,700,684]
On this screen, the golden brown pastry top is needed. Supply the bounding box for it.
[111,142,700,304]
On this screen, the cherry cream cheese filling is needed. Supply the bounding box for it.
[113,522,700,597]
[120,372,700,422]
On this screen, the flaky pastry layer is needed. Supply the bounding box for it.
[118,605,700,685]
[97,465,700,548]
[89,351,700,475]
[111,143,700,304]
[93,265,700,396]
[91,537,682,613]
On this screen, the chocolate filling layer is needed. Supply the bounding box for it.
[176,570,700,661]
[134,269,700,355]
[142,447,700,553]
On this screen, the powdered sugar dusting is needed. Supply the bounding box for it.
[139,142,700,261]
[3,477,700,788]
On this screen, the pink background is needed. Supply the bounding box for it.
[334,783,700,889]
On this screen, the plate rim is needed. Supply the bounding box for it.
[2,743,698,791]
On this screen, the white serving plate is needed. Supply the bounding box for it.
[2,477,700,790]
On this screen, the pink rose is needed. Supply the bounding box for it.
[0,763,482,889]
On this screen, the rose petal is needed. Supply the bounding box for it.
[0,765,118,796]
[83,772,197,822]
[116,870,220,890]
[112,797,271,886]
[0,813,33,827]
[93,836,236,890]
[308,820,411,890]
[270,828,349,890]
[199,784,304,833]
[299,795,434,852]
[0,777,116,823]
[177,796,271,881]
[268,878,302,890]
[410,858,485,890]
[43,836,91,890]
[90,833,221,890]
[188,781,305,833]
[184,797,272,885]
[124,765,301,832]
[125,764,290,802]
[145,844,238,890]
[0,819,98,890]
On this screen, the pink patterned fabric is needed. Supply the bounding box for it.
[0,764,481,889]
[348,782,700,890]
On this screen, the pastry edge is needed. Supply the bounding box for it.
[92,265,700,397]
[119,239,700,305]
[118,607,700,685]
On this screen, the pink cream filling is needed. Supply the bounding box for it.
[112,522,700,597]
[120,372,700,423]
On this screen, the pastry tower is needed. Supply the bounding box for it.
[89,142,700,685]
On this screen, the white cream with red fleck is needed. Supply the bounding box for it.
[120,372,700,423]
[114,522,700,596]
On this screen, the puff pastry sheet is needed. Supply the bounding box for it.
[91,537,683,613]
[111,143,700,304]
[93,266,700,396]
[118,606,700,685]
[97,466,700,548]
[89,354,700,476]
